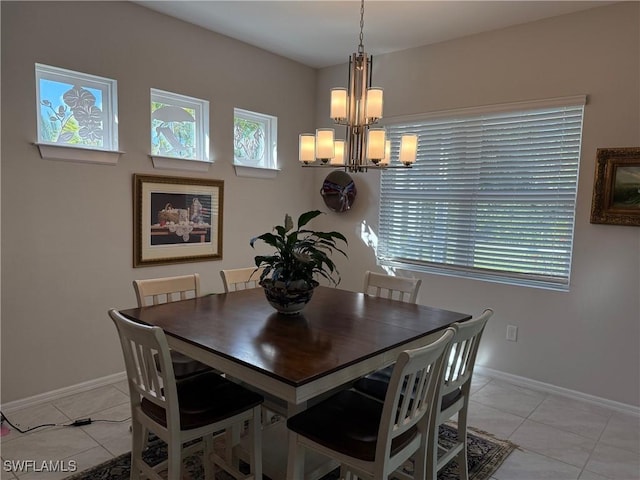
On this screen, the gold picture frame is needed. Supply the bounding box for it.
[133,174,224,267]
[590,148,640,226]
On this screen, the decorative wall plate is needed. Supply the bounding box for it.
[320,171,357,212]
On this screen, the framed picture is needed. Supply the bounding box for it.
[590,147,640,226]
[133,174,223,267]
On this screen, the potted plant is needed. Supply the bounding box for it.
[250,210,348,314]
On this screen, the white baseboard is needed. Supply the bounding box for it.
[1,371,127,414]
[476,365,640,417]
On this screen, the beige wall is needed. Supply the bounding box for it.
[0,1,317,403]
[314,2,640,407]
[2,1,639,408]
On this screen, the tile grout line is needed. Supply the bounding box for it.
[3,373,636,480]
[482,381,612,479]
[582,412,615,477]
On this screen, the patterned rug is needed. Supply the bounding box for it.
[65,423,516,480]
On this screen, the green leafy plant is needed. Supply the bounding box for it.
[250,210,348,289]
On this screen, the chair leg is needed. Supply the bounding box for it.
[224,427,237,467]
[203,434,215,480]
[167,435,182,480]
[457,408,470,480]
[341,464,367,480]
[141,426,150,451]
[249,406,262,479]
[130,421,143,480]
[413,437,427,480]
[426,420,440,480]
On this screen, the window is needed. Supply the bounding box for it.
[150,89,209,165]
[378,96,586,291]
[233,108,278,177]
[36,64,118,151]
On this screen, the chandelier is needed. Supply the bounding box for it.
[299,0,417,173]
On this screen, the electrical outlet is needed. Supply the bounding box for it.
[506,325,518,342]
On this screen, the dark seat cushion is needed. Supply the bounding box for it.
[141,372,263,431]
[155,351,213,380]
[352,365,394,401]
[287,390,417,462]
[353,366,462,411]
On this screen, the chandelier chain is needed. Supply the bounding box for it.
[358,0,365,54]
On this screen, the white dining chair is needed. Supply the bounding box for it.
[363,270,422,304]
[286,328,455,480]
[220,267,264,293]
[426,308,493,480]
[133,273,201,306]
[352,309,493,480]
[109,309,263,480]
[132,274,212,380]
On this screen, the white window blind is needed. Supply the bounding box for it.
[379,96,585,291]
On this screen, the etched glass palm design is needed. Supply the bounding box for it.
[151,102,197,159]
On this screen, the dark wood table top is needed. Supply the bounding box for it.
[120,286,470,387]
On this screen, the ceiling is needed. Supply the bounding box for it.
[135,1,610,69]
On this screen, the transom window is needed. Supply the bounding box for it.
[233,108,277,170]
[378,96,586,291]
[150,89,209,162]
[36,63,118,151]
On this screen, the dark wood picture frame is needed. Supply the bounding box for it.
[133,174,224,267]
[590,148,640,226]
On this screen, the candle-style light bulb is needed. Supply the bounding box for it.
[299,134,316,164]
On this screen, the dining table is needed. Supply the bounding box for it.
[119,285,471,479]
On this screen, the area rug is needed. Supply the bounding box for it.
[65,424,516,480]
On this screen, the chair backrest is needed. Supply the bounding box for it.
[108,309,180,432]
[375,328,455,475]
[220,267,264,293]
[363,271,422,303]
[133,274,200,307]
[441,308,493,397]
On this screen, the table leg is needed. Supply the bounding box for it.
[287,431,305,480]
[286,400,306,480]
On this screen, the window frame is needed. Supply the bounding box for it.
[150,88,210,171]
[233,108,279,177]
[378,95,586,291]
[35,63,119,152]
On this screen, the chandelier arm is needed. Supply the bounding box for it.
[301,164,412,170]
[333,119,379,127]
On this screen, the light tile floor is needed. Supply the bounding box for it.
[1,374,638,479]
